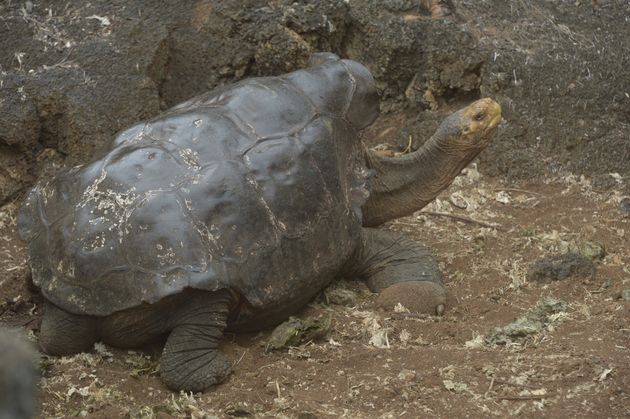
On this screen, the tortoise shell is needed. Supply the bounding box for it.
[18,56,379,316]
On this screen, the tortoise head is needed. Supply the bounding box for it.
[435,98,502,153]
[362,97,502,226]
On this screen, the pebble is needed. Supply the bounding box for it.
[398,369,417,382]
[528,252,595,282]
[620,197,630,218]
[495,190,511,204]
[449,192,468,209]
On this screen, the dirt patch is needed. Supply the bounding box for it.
[2,170,629,417]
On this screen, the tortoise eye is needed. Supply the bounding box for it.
[474,112,485,121]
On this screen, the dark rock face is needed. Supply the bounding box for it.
[346,0,482,110]
[0,327,39,419]
[463,1,630,181]
[0,0,484,205]
[2,0,629,205]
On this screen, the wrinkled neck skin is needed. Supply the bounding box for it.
[361,134,482,227]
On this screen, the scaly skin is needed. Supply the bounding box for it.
[40,290,234,392]
[345,228,447,315]
[362,98,502,227]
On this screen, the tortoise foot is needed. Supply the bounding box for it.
[39,302,98,356]
[160,344,231,392]
[377,281,447,315]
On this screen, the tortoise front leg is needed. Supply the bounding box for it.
[160,290,233,392]
[39,301,98,355]
[349,228,447,315]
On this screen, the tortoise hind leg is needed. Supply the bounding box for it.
[348,228,447,315]
[160,290,233,392]
[39,301,98,355]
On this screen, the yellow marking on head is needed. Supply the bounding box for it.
[462,98,502,135]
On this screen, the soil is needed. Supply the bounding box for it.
[1,0,629,418]
[1,168,629,418]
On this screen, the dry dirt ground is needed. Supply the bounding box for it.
[1,164,628,418]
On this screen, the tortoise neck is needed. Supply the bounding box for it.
[361,135,475,226]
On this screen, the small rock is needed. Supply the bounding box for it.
[592,173,620,190]
[368,328,390,349]
[499,319,541,339]
[537,297,568,314]
[86,15,112,26]
[528,252,595,282]
[223,406,253,418]
[449,192,468,209]
[620,197,630,218]
[393,302,410,313]
[266,316,331,352]
[443,380,469,394]
[621,289,630,301]
[398,369,416,382]
[495,190,511,204]
[464,335,484,349]
[462,163,481,182]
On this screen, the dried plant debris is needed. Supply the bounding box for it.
[132,392,208,418]
[323,283,359,307]
[348,309,394,349]
[265,315,332,352]
[442,380,471,395]
[125,351,160,378]
[572,241,606,261]
[484,297,568,346]
[527,252,595,282]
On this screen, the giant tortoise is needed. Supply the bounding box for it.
[18,53,501,392]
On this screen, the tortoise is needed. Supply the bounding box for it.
[18,53,501,392]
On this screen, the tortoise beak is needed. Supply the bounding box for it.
[485,99,502,129]
[459,98,502,140]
